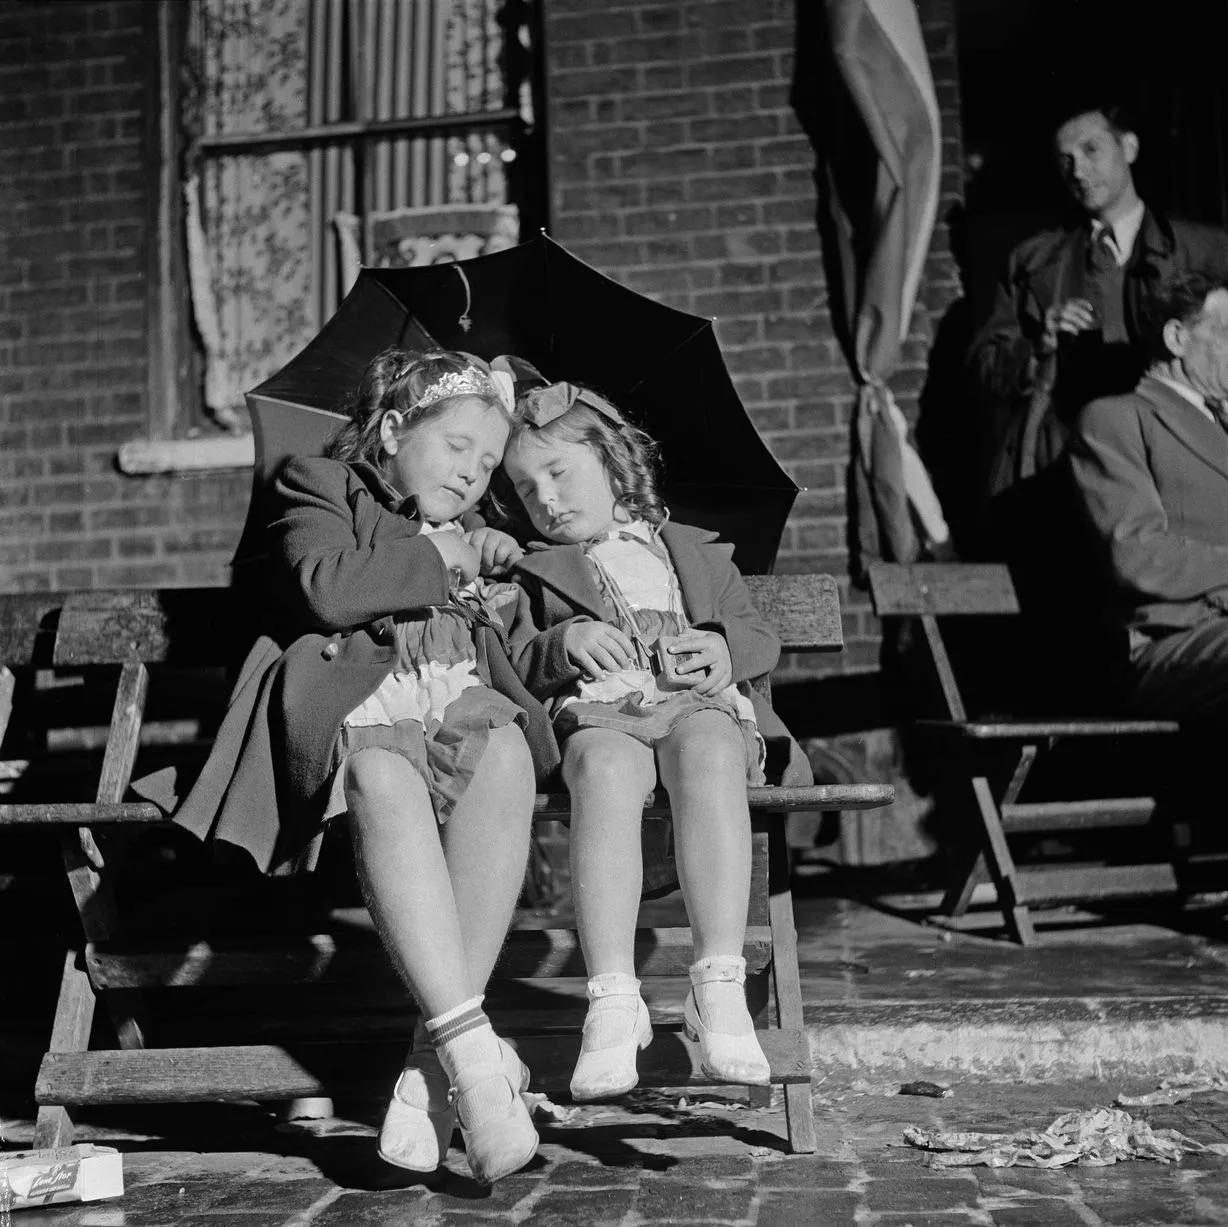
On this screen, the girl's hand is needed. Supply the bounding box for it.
[425,530,481,584]
[668,630,732,695]
[464,527,524,577]
[565,621,637,678]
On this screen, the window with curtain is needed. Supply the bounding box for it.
[175,0,541,434]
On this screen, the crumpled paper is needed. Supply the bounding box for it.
[1117,1074,1228,1108]
[904,1107,1228,1169]
[523,1092,581,1123]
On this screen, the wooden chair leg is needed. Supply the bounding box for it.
[33,951,97,1149]
[967,775,1034,945]
[766,822,816,1154]
[941,746,1038,945]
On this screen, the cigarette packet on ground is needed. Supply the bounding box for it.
[0,1144,123,1211]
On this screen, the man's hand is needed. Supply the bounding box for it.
[666,629,732,695]
[565,621,637,678]
[463,527,524,577]
[1040,297,1099,353]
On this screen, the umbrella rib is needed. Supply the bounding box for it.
[248,393,348,421]
[623,319,716,399]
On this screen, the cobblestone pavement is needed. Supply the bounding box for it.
[5,1077,1228,1225]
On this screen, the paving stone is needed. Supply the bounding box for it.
[756,1188,859,1225]
[544,1158,641,1187]
[311,1189,442,1224]
[867,1215,984,1225]
[204,1175,334,1214]
[864,1175,979,1212]
[987,1200,1092,1226]
[975,1168,1077,1196]
[664,1155,755,1182]
[529,1187,637,1225]
[427,1166,543,1213]
[755,1157,859,1189]
[106,1176,230,1223]
[634,1176,756,1222]
[1079,1189,1219,1225]
[3,1208,92,1227]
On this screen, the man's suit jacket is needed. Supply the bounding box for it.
[1069,375,1228,638]
[969,210,1228,499]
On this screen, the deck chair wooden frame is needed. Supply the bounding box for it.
[2,578,893,1156]
[868,562,1181,945]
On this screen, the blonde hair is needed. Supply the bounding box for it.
[326,348,502,470]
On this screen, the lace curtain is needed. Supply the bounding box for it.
[184,0,526,429]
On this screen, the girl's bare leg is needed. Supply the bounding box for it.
[656,709,752,959]
[657,709,769,1084]
[563,728,657,974]
[562,727,658,1099]
[439,724,536,988]
[349,730,538,1178]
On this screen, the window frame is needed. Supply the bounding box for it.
[122,0,548,476]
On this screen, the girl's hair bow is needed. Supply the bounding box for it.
[518,382,625,428]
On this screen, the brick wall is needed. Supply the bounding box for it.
[0,0,247,592]
[543,0,964,675]
[0,0,964,626]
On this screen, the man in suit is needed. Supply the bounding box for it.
[968,103,1228,508]
[1068,271,1228,724]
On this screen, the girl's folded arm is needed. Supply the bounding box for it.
[506,584,590,698]
[694,555,780,684]
[270,458,450,631]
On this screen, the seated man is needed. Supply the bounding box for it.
[1068,271,1228,725]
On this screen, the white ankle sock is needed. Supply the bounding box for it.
[582,973,644,1049]
[689,956,754,1035]
[426,997,511,1120]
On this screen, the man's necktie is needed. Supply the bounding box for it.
[1088,227,1119,274]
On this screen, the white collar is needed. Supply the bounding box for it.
[593,518,654,543]
[1153,373,1214,420]
[1091,199,1146,265]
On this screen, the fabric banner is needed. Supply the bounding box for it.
[825,0,951,575]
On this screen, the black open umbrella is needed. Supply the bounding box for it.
[236,234,798,577]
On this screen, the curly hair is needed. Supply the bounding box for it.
[325,347,503,470]
[501,386,666,531]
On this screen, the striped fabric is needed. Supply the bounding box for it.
[824,0,951,570]
[426,1001,488,1048]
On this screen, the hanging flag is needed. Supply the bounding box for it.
[824,0,951,577]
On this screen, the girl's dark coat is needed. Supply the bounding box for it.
[507,521,813,893]
[147,457,558,873]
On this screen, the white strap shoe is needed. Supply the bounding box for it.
[683,955,771,1086]
[569,973,653,1102]
[448,1036,538,1184]
[377,1041,455,1172]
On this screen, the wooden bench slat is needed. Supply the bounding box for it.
[866,562,1020,617]
[920,718,1182,739]
[86,926,776,989]
[36,1029,812,1105]
[744,573,843,651]
[1016,863,1180,906]
[0,801,166,826]
[533,784,894,818]
[51,589,247,667]
[1000,798,1158,833]
[0,786,895,828]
